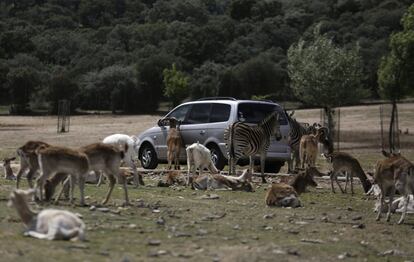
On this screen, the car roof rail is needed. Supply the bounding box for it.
[197,97,237,101]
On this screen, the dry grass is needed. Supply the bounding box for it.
[0,103,413,262]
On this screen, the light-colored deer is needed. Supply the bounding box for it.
[8,189,85,241]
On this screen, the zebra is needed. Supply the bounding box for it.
[224,111,282,183]
[285,111,318,173]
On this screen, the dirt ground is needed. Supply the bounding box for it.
[0,103,413,261]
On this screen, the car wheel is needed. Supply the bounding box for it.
[140,143,158,169]
[264,161,284,173]
[207,144,226,171]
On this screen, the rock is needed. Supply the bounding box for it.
[97,207,110,213]
[147,239,161,246]
[199,194,220,200]
[128,224,137,229]
[379,249,404,256]
[352,224,365,229]
[347,207,353,211]
[300,239,324,244]
[197,229,208,236]
[89,205,96,211]
[263,214,274,219]
[321,216,329,222]
[338,252,352,260]
[156,217,165,225]
[174,232,192,238]
[152,209,161,213]
[233,225,241,230]
[352,215,362,221]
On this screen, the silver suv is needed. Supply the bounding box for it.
[136,98,291,172]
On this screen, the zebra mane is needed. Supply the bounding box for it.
[259,111,278,126]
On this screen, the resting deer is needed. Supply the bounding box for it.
[265,168,318,207]
[192,169,254,192]
[157,170,187,187]
[165,117,183,170]
[3,157,16,180]
[8,189,85,241]
[324,152,372,194]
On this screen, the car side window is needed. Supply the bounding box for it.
[210,103,230,123]
[186,103,211,124]
[167,104,191,122]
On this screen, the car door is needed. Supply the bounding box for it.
[179,103,212,159]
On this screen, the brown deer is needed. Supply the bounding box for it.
[35,145,89,205]
[374,153,414,224]
[166,117,183,170]
[324,152,372,194]
[46,143,128,206]
[265,168,318,207]
[299,128,327,169]
[2,157,16,180]
[16,141,51,188]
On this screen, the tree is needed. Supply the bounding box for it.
[163,63,189,107]
[288,26,365,151]
[6,67,40,114]
[377,4,414,152]
[190,61,225,98]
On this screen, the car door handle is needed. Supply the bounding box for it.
[200,130,206,135]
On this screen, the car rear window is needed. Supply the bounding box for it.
[210,103,230,123]
[237,103,287,125]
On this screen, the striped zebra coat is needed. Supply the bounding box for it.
[224,111,281,183]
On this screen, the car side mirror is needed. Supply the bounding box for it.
[157,119,167,127]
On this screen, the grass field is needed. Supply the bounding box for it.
[0,103,413,261]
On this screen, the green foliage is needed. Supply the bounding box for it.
[163,63,189,107]
[6,67,40,114]
[0,0,412,113]
[287,27,366,108]
[47,69,79,113]
[190,61,226,98]
[378,4,414,101]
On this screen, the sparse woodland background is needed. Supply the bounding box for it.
[0,0,413,114]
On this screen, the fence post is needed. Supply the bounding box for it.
[57,100,70,133]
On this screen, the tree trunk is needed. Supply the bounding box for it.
[324,107,335,153]
[388,101,397,153]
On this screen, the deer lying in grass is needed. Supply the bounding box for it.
[2,157,16,180]
[192,169,254,192]
[35,145,89,205]
[374,152,414,224]
[165,117,183,170]
[8,189,85,241]
[265,168,318,207]
[16,141,51,188]
[157,170,187,187]
[324,152,372,194]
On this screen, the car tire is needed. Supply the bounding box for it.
[139,143,158,169]
[207,144,226,171]
[264,161,284,173]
